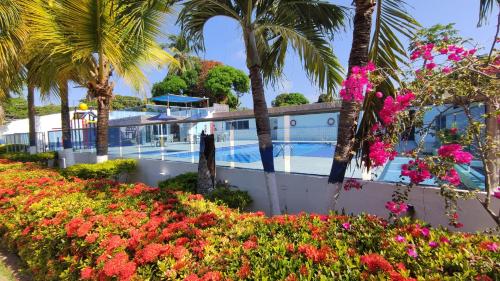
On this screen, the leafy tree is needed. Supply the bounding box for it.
[179,0,347,215]
[152,76,188,97]
[3,97,61,120]
[25,0,177,162]
[204,66,249,108]
[272,93,309,107]
[162,33,199,75]
[81,95,144,111]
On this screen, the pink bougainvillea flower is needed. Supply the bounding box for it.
[438,144,473,164]
[401,159,432,184]
[442,66,453,74]
[339,63,376,103]
[385,201,408,215]
[395,235,406,243]
[429,241,439,248]
[343,179,362,191]
[342,222,351,230]
[425,62,437,70]
[441,169,461,186]
[375,91,383,98]
[407,247,418,258]
[369,139,397,167]
[420,228,430,237]
[494,188,500,199]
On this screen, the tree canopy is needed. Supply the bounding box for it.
[152,76,188,97]
[204,66,249,109]
[3,97,60,120]
[81,95,144,111]
[272,93,309,107]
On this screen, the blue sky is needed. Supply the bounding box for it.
[35,0,498,108]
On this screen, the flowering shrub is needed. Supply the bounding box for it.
[0,160,498,280]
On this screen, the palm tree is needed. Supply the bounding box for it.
[178,0,347,215]
[163,33,199,75]
[30,53,93,166]
[0,0,28,129]
[329,0,419,186]
[24,0,178,163]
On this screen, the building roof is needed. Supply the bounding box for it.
[151,94,208,104]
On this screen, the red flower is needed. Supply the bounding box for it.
[297,244,331,263]
[184,274,200,281]
[77,221,93,237]
[80,267,93,279]
[201,271,222,281]
[360,254,393,273]
[85,233,99,244]
[242,236,258,250]
[21,226,31,236]
[65,217,84,237]
[238,261,251,279]
[475,275,493,281]
[103,252,136,280]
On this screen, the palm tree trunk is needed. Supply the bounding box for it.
[329,0,375,185]
[245,28,281,215]
[59,79,75,167]
[27,84,37,154]
[96,94,110,163]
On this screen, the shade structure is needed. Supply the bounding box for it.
[147,113,180,121]
[151,94,207,104]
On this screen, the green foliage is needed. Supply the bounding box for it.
[158,172,198,193]
[3,97,61,120]
[0,151,58,164]
[152,76,188,97]
[205,186,252,210]
[61,159,137,180]
[272,93,309,107]
[159,173,252,209]
[204,66,249,108]
[317,93,335,103]
[81,95,144,110]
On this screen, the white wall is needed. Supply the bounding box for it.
[116,156,499,233]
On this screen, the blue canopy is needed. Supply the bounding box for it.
[151,94,206,104]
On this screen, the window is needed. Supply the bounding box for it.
[225,120,250,130]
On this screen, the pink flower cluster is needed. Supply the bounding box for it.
[369,139,397,167]
[437,144,473,164]
[339,62,376,103]
[385,201,408,215]
[401,159,432,184]
[411,43,477,73]
[440,168,461,186]
[378,92,415,126]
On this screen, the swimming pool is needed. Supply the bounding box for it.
[168,142,336,163]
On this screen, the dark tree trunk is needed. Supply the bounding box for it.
[96,95,110,159]
[60,80,72,150]
[197,132,216,195]
[27,84,37,153]
[329,0,375,184]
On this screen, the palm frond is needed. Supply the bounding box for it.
[177,0,243,51]
[478,0,499,26]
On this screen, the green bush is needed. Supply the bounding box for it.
[205,186,252,210]
[61,159,137,179]
[158,172,198,193]
[159,173,252,209]
[0,151,58,163]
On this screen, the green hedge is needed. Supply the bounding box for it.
[158,172,198,193]
[205,186,253,210]
[61,159,137,180]
[159,173,252,209]
[0,151,58,163]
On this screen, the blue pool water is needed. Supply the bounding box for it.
[169,142,335,163]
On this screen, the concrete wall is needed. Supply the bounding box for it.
[119,156,499,233]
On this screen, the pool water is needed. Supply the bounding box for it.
[169,142,335,163]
